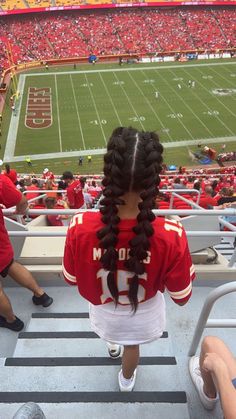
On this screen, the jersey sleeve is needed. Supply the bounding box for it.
[62,225,77,286]
[165,228,195,304]
[66,186,75,208]
[2,176,22,208]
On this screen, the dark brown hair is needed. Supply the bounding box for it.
[97,127,163,311]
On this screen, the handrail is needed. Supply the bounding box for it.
[23,190,66,194]
[159,188,201,206]
[7,230,236,238]
[3,209,236,216]
[5,231,236,237]
[168,190,201,207]
[188,282,236,356]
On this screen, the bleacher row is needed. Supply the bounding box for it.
[3,164,236,217]
[0,7,236,69]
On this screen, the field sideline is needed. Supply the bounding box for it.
[2,60,236,173]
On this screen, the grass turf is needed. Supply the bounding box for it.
[1,59,236,174]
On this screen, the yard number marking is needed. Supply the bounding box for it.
[167,113,183,119]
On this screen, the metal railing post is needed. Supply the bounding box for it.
[188,281,236,356]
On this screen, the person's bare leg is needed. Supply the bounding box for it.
[8,261,44,297]
[0,284,16,322]
[122,345,139,379]
[200,336,236,397]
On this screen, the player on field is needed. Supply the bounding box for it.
[63,127,195,391]
[0,175,53,332]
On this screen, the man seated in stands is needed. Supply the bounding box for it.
[44,179,58,199]
[0,174,53,332]
[44,197,63,226]
[44,196,70,226]
[199,186,217,209]
[189,336,236,417]
[25,178,40,204]
[62,171,85,209]
[42,168,54,181]
[173,177,185,189]
[217,187,236,206]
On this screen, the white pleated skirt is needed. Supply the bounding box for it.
[89,291,166,345]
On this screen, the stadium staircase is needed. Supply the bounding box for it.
[0,292,190,419]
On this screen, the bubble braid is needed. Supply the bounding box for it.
[97,127,163,311]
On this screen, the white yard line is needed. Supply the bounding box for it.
[194,67,236,115]
[182,68,235,136]
[4,74,25,162]
[113,71,145,130]
[127,70,173,141]
[162,68,215,138]
[70,74,86,149]
[5,135,235,163]
[54,74,62,152]
[27,61,236,77]
[208,65,236,93]
[149,69,196,139]
[98,72,122,126]
[84,73,107,145]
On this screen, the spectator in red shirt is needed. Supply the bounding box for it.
[199,186,217,209]
[0,175,53,332]
[42,168,55,181]
[3,164,17,185]
[62,171,85,209]
[25,178,40,204]
[45,197,63,226]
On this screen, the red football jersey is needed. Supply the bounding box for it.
[66,180,84,209]
[63,212,195,305]
[0,175,22,271]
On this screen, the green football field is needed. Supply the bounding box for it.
[2,60,236,174]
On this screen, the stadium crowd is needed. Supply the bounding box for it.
[0,7,236,68]
[1,162,236,215]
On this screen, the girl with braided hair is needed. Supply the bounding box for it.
[63,126,195,391]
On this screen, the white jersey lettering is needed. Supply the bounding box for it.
[93,248,151,263]
[164,220,183,237]
[97,268,147,304]
[69,213,84,229]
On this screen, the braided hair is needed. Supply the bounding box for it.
[97,127,163,311]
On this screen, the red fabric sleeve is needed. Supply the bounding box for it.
[66,186,75,208]
[165,229,195,304]
[1,175,22,208]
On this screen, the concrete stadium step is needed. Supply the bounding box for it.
[0,365,183,392]
[14,313,171,357]
[0,312,190,419]
[0,402,189,419]
[13,333,171,358]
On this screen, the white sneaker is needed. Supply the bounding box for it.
[107,342,121,359]
[118,369,137,392]
[189,356,218,410]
